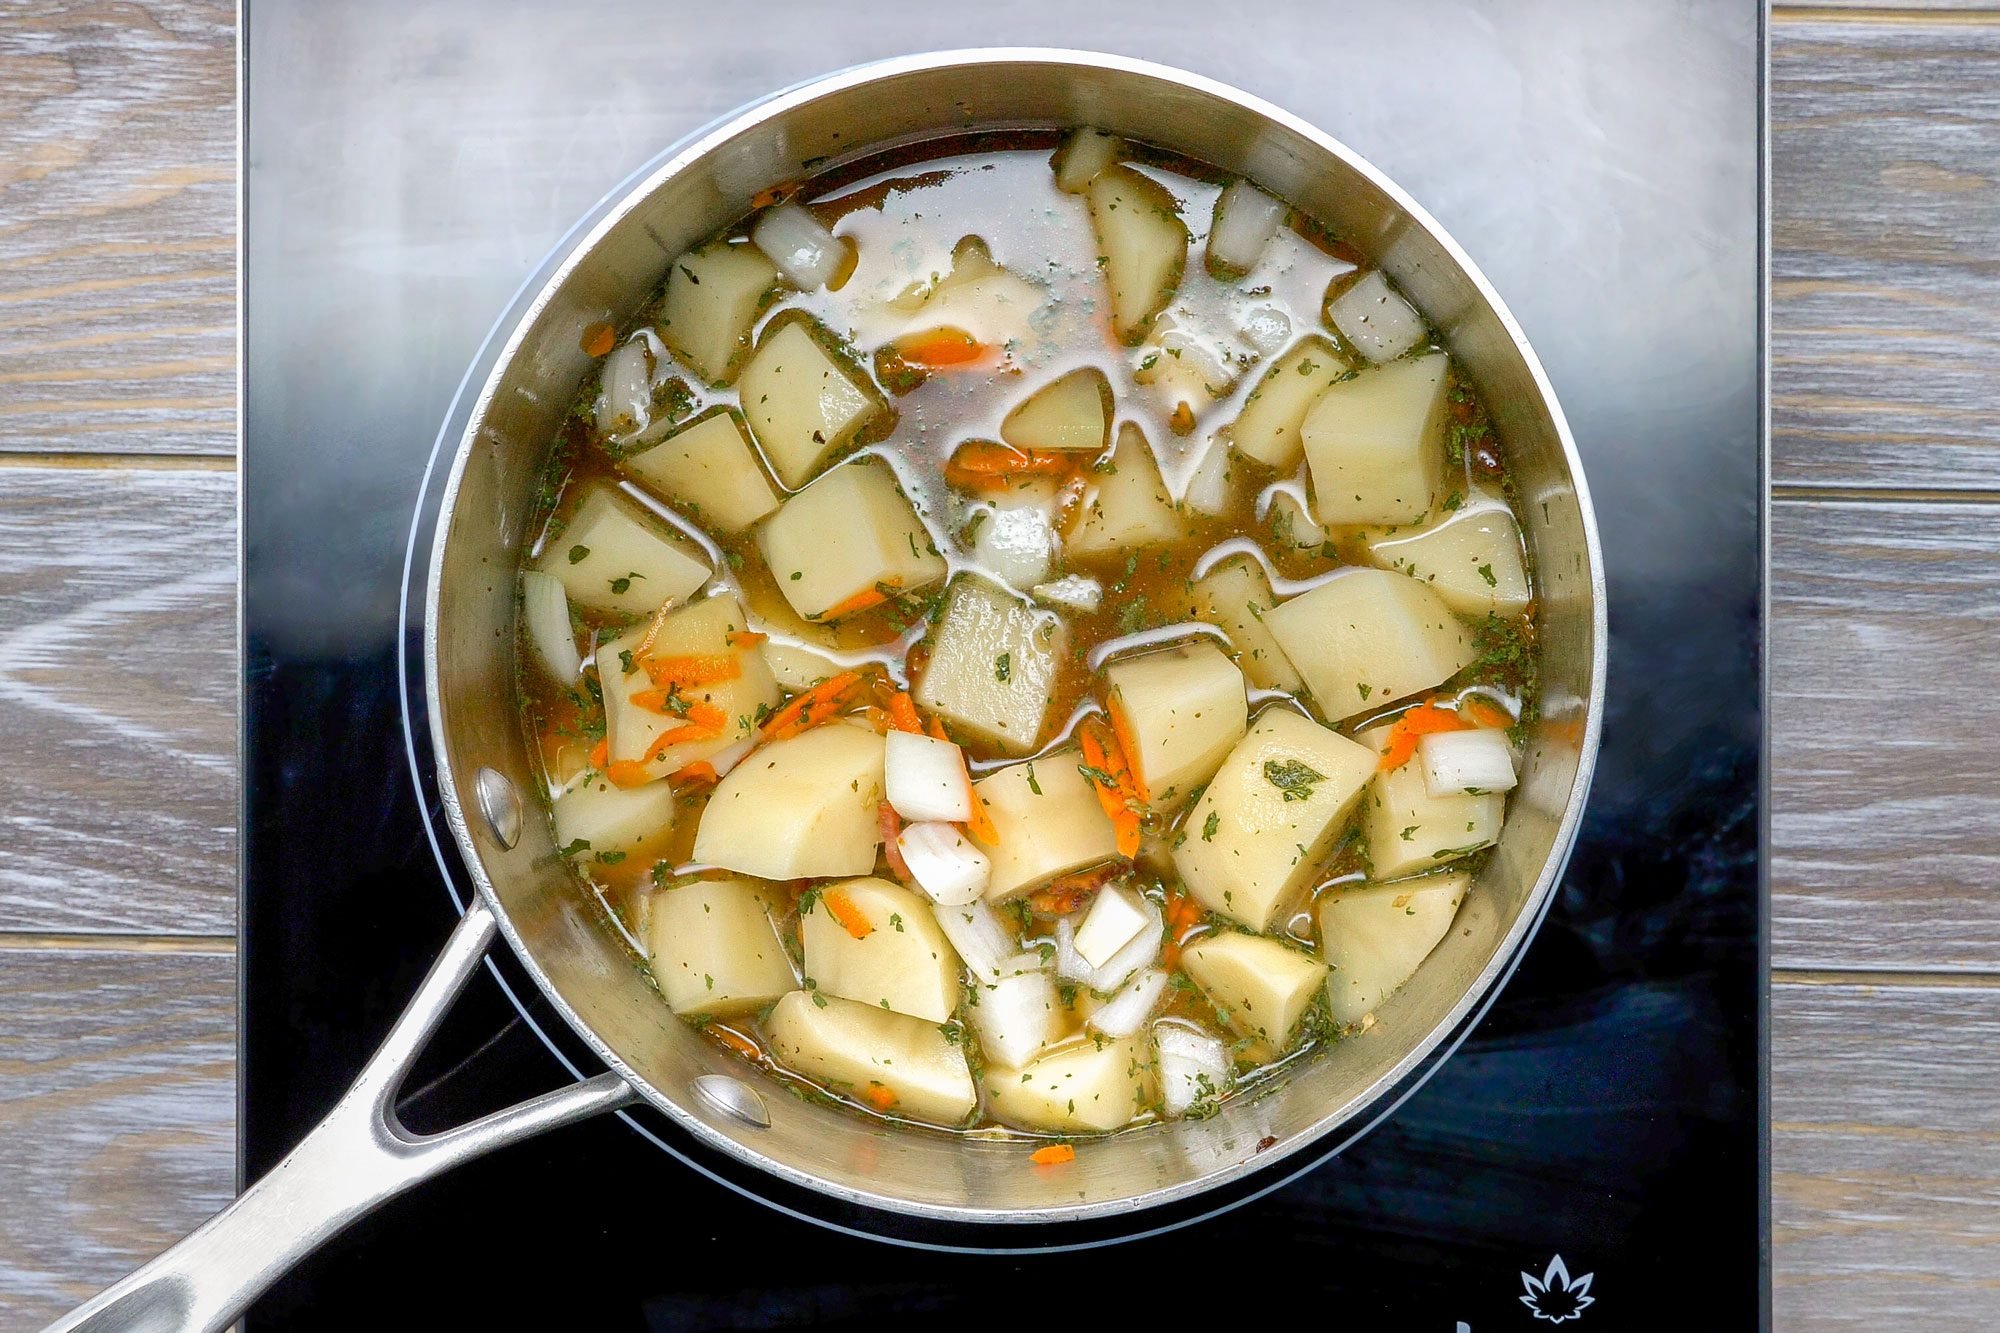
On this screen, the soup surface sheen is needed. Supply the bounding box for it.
[516,130,1538,1142]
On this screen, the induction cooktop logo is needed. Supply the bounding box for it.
[1518,1254,1596,1323]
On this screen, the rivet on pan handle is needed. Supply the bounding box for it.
[41,899,641,1333]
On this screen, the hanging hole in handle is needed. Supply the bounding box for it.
[693,1074,770,1129]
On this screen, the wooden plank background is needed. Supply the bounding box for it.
[4,1,1998,1327]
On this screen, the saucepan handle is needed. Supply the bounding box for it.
[42,898,641,1333]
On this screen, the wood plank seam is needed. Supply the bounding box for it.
[1774,485,2000,504]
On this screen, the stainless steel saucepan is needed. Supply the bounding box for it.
[50,49,1605,1333]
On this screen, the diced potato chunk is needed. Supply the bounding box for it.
[974,748,1120,900]
[1171,708,1375,930]
[759,458,945,621]
[738,318,887,489]
[599,594,780,780]
[1360,491,1532,618]
[1066,423,1181,560]
[1358,726,1503,879]
[1189,559,1306,694]
[552,772,677,863]
[692,722,885,879]
[1104,642,1247,809]
[915,575,1064,754]
[800,877,961,1023]
[1228,335,1345,470]
[1053,127,1122,194]
[764,991,976,1126]
[657,239,777,385]
[621,409,780,533]
[1326,270,1428,364]
[1181,930,1327,1052]
[1263,569,1476,722]
[644,877,795,1017]
[983,1033,1151,1133]
[1087,166,1188,341]
[1318,871,1469,1025]
[1301,353,1448,526]
[760,640,845,691]
[892,238,1047,350]
[535,487,711,618]
[999,368,1110,452]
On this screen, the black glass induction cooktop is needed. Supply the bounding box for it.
[243,2,1766,1327]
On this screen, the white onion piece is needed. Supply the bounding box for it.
[1054,128,1121,194]
[1264,486,1327,553]
[1155,1021,1231,1116]
[521,571,582,682]
[970,959,1064,1069]
[1239,304,1292,356]
[1207,180,1284,272]
[1032,575,1102,614]
[1053,916,1094,983]
[1087,967,1170,1039]
[594,336,656,437]
[706,734,756,781]
[1327,270,1427,363]
[1180,437,1236,517]
[1418,727,1518,798]
[1089,896,1163,994]
[900,822,991,907]
[1074,882,1151,968]
[885,731,975,823]
[933,898,1016,981]
[751,201,847,290]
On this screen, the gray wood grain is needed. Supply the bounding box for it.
[0,0,235,457]
[1772,15,2000,490]
[1773,976,2000,1329]
[1771,496,2000,971]
[0,945,234,1330]
[0,465,237,935]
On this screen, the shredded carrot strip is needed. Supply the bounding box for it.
[1106,695,1151,803]
[724,629,768,649]
[589,737,610,769]
[879,803,912,882]
[857,704,892,734]
[820,581,898,620]
[670,760,719,787]
[1164,888,1204,942]
[961,768,999,848]
[1378,702,1468,771]
[824,887,874,940]
[885,691,924,735]
[1030,1143,1075,1166]
[580,321,616,358]
[1461,696,1515,730]
[925,715,950,743]
[709,1025,762,1060]
[1027,863,1121,916]
[643,654,740,689]
[943,441,1077,489]
[760,669,872,742]
[749,182,793,210]
[895,326,988,368]
[861,1083,898,1112]
[1078,716,1143,858]
[604,760,653,788]
[642,702,729,761]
